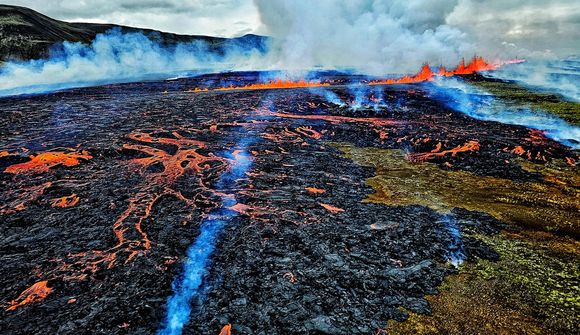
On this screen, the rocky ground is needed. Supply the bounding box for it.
[0,73,578,334]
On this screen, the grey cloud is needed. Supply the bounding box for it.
[3,0,260,36]
[446,0,580,57]
[2,0,579,70]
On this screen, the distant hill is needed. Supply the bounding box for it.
[0,5,268,62]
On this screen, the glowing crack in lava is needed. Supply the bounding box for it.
[219,324,232,335]
[407,140,481,162]
[214,79,330,91]
[50,130,231,281]
[51,194,80,208]
[158,141,254,335]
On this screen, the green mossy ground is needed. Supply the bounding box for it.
[389,232,580,335]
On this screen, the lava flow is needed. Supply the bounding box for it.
[5,281,53,311]
[407,140,481,162]
[218,324,231,335]
[1,65,577,335]
[50,194,80,208]
[190,56,520,93]
[53,130,232,280]
[4,150,92,174]
[214,79,330,92]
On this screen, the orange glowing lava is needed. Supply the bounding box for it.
[4,151,92,174]
[320,203,345,213]
[6,281,53,311]
[219,324,232,335]
[268,111,402,127]
[369,56,500,86]
[295,126,323,139]
[0,181,52,215]
[229,202,252,215]
[370,63,435,85]
[110,131,229,264]
[55,130,232,278]
[190,56,520,93]
[503,145,547,162]
[51,194,80,208]
[212,79,330,92]
[306,187,326,194]
[408,140,480,162]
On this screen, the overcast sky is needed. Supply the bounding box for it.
[3,0,262,37]
[3,0,579,58]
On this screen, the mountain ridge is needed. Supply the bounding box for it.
[0,4,267,62]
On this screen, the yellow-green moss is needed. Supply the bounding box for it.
[388,232,580,335]
[0,14,33,26]
[334,145,579,234]
[333,143,580,333]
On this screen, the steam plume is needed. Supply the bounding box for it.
[485,58,580,102]
[255,0,472,75]
[429,78,580,149]
[254,0,580,75]
[0,29,267,97]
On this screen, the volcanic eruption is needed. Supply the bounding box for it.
[0,2,579,335]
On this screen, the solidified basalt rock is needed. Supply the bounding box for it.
[0,72,577,334]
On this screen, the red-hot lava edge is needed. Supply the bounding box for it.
[188,56,524,92]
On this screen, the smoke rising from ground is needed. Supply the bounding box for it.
[255,0,471,74]
[0,29,267,96]
[485,58,580,102]
[254,0,580,75]
[429,78,580,149]
[1,1,578,96]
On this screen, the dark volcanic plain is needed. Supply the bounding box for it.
[0,73,578,334]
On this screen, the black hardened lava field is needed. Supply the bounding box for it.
[1,73,578,335]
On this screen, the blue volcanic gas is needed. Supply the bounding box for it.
[158,143,254,335]
[429,78,580,149]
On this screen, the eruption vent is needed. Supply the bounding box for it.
[192,56,512,93]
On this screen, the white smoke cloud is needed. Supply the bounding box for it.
[485,58,580,102]
[254,0,580,75]
[0,29,268,96]
[254,0,473,74]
